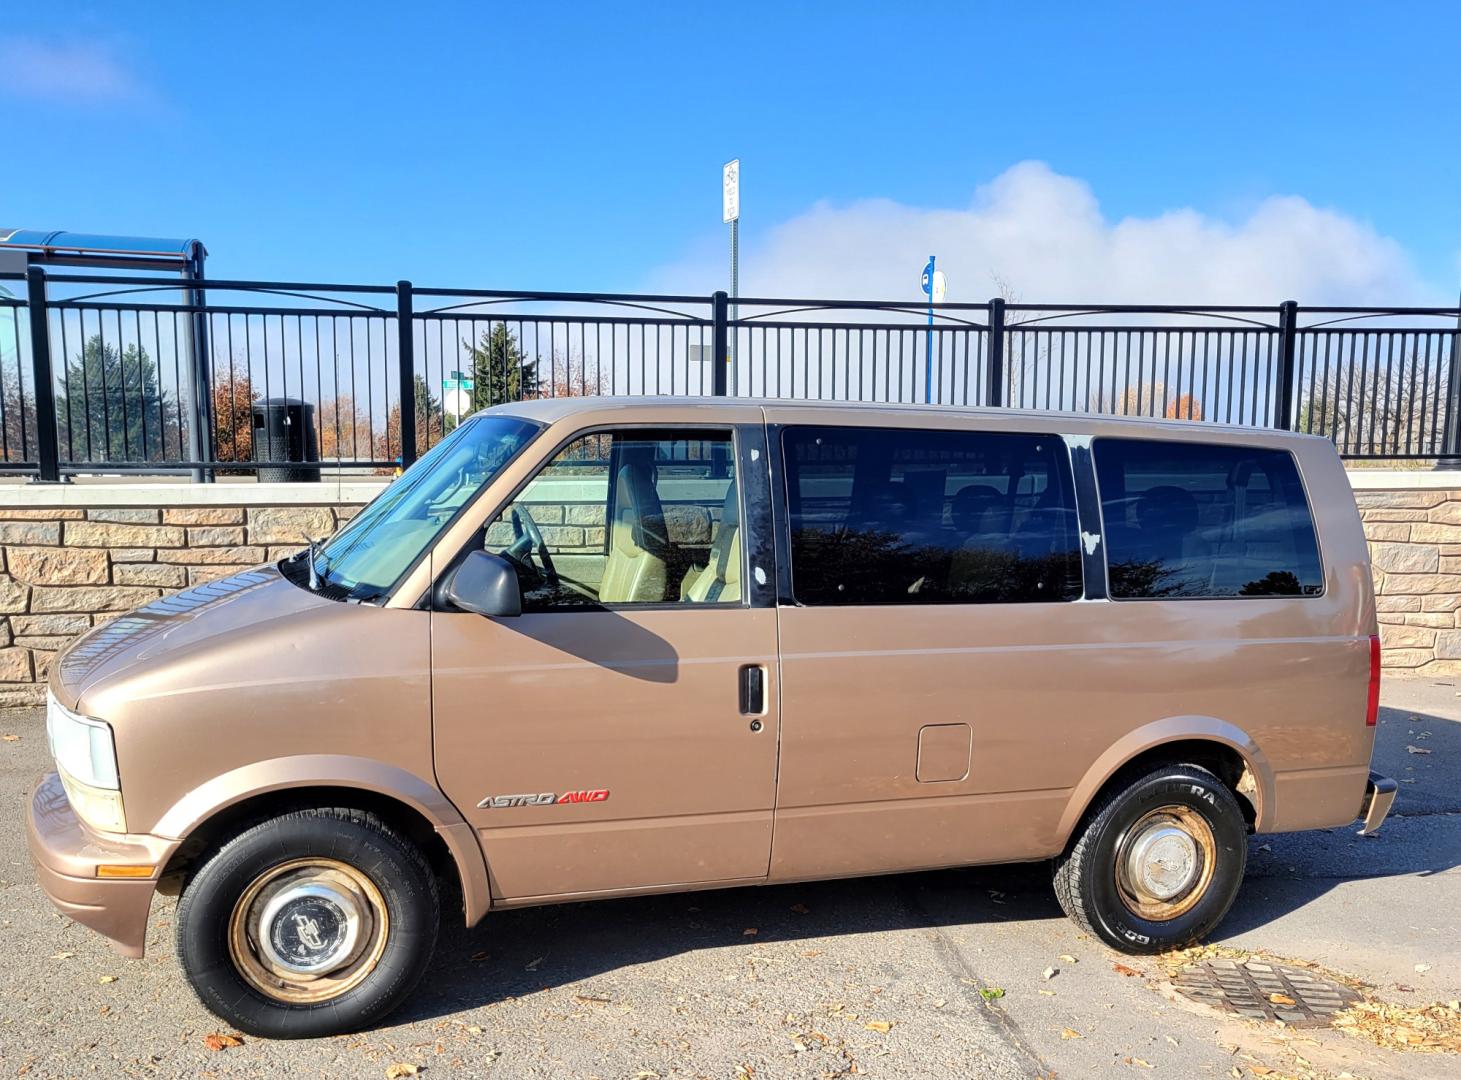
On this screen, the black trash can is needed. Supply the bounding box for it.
[251,398,320,483]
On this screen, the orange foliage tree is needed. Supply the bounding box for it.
[1165,393,1204,420]
[210,374,257,465]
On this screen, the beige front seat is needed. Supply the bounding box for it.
[681,486,741,603]
[598,457,670,603]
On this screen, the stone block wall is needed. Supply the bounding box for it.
[0,486,378,707]
[1357,481,1461,674]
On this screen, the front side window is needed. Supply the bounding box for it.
[1093,438,1323,599]
[782,426,1082,606]
[485,429,741,610]
[310,415,538,600]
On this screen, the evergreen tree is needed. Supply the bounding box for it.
[54,334,177,462]
[464,324,540,408]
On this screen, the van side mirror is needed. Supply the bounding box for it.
[443,551,522,617]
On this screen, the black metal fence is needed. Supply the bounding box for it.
[3,264,1459,481]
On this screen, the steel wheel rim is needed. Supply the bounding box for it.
[1114,804,1217,922]
[228,857,389,1005]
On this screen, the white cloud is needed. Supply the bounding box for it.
[0,36,146,105]
[652,161,1435,307]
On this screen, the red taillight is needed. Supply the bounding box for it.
[1366,633,1382,727]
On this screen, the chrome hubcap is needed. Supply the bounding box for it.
[1124,822,1199,900]
[1114,805,1217,922]
[228,858,389,1005]
[257,880,363,975]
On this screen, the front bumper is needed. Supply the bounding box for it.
[1357,770,1398,836]
[26,772,175,959]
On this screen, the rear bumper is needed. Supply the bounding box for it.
[1358,770,1398,836]
[25,773,174,959]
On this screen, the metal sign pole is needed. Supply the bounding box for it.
[723,159,740,394]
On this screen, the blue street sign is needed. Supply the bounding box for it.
[922,255,936,403]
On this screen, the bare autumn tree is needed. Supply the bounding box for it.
[537,350,601,398]
[1297,344,1448,457]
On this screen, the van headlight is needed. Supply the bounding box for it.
[46,691,125,833]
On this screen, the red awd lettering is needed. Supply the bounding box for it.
[556,789,610,804]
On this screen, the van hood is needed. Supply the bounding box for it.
[53,565,332,711]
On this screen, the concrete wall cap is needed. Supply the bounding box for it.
[0,481,388,509]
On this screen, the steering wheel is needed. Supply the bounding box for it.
[510,506,558,585]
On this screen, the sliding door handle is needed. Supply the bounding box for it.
[738,664,766,718]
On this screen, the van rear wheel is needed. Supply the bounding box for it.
[1052,763,1246,954]
[176,808,439,1038]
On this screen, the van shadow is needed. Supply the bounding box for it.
[502,608,680,684]
[395,700,1460,1025]
[397,861,1064,1025]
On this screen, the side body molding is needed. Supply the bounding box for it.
[1055,715,1275,845]
[152,754,492,925]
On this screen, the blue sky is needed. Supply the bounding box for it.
[3,2,1460,302]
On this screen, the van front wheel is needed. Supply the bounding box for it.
[1052,763,1246,954]
[176,808,440,1037]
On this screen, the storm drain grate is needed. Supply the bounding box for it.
[1171,959,1361,1028]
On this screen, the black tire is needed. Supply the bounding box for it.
[176,808,440,1038]
[1052,762,1246,954]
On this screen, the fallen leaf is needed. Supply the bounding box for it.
[1112,963,1141,977]
[1126,1057,1155,1069]
[742,927,758,936]
[1037,989,1056,997]
[1268,993,1297,1007]
[978,987,1005,1001]
[1041,966,1058,980]
[464,1025,483,1034]
[203,1034,243,1051]
[384,1066,420,1079]
[1252,1068,1277,1077]
[733,1067,753,1080]
[789,903,810,914]
[1230,1068,1243,1078]
[1058,954,1078,964]
[97,975,118,984]
[864,1020,892,1033]
[1060,1028,1084,1040]
[469,951,490,962]
[2,733,20,741]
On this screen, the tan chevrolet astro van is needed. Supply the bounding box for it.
[28,397,1398,1037]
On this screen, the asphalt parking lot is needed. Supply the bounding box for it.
[2,681,1457,1079]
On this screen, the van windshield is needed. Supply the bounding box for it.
[307,415,540,601]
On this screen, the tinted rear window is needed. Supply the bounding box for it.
[1093,438,1322,599]
[783,426,1082,605]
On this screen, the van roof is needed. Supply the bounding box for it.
[485,395,1329,444]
